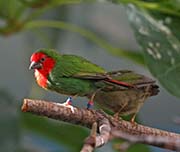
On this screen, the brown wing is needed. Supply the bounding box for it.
[73,70,157,88]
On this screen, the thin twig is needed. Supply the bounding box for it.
[112,130,180,151]
[81,122,97,152]
[22,98,180,151]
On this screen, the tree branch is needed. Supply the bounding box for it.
[21,98,180,151]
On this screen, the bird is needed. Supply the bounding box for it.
[29,48,159,122]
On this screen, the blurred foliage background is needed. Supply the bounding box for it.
[0,0,180,152]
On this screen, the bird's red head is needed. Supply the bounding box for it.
[29,51,56,88]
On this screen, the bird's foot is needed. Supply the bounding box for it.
[87,100,94,109]
[113,113,122,122]
[56,97,75,113]
[130,114,137,125]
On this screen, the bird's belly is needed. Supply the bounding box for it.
[94,89,147,115]
[48,78,95,96]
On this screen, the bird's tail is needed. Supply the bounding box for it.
[139,84,159,97]
[105,78,135,88]
[105,77,159,97]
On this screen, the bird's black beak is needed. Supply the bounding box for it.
[29,61,42,70]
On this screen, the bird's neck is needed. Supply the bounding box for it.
[34,58,55,88]
[34,70,48,88]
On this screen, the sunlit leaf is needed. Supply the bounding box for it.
[126,5,180,97]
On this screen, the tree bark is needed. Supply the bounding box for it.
[22,98,180,151]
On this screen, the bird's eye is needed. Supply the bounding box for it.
[40,57,46,62]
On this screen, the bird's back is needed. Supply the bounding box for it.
[47,54,106,96]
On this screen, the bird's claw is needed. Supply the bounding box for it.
[56,97,75,113]
[130,114,138,126]
[56,102,76,113]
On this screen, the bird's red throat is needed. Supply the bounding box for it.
[34,57,55,88]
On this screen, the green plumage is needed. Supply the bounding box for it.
[40,49,105,96]
[35,49,159,116]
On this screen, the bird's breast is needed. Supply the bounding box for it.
[34,70,48,88]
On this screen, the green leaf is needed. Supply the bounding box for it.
[24,20,144,65]
[113,140,150,152]
[0,0,26,20]
[126,5,180,97]
[111,0,180,17]
[21,113,88,152]
[127,143,150,152]
[0,89,20,152]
